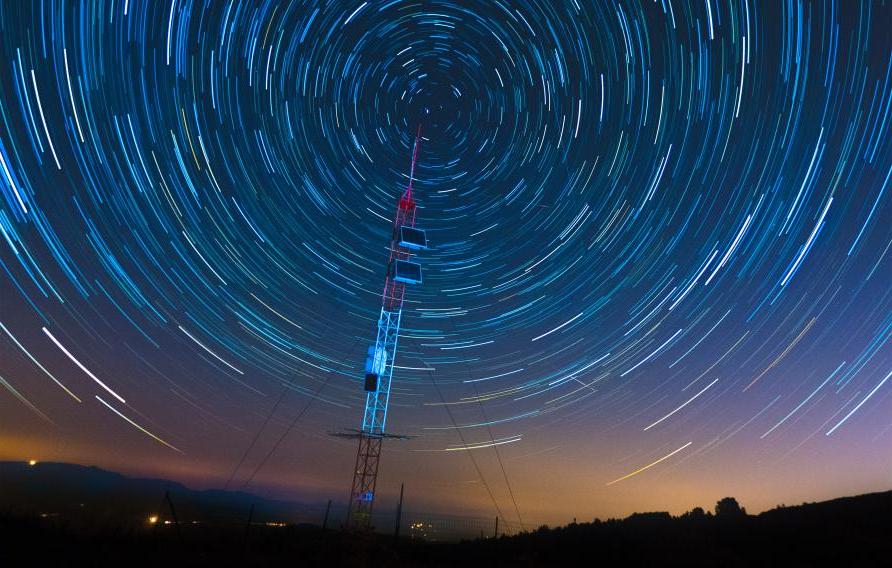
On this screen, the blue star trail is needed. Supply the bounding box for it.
[0,0,889,522]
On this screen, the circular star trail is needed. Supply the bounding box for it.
[0,1,890,521]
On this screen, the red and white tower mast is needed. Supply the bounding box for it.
[347,128,427,529]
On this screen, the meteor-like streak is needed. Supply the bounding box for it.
[606,442,693,486]
[95,396,183,454]
[42,327,126,404]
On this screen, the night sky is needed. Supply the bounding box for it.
[1,1,891,527]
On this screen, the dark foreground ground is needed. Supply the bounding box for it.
[2,489,891,567]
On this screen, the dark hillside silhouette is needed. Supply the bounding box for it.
[1,461,890,566]
[0,461,318,527]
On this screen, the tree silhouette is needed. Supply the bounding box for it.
[715,497,747,517]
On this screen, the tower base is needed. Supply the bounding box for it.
[347,431,383,530]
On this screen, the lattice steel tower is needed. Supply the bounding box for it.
[346,130,427,529]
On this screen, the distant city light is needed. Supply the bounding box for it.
[148,516,158,524]
[28,459,37,466]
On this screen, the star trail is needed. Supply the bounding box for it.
[0,1,890,524]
